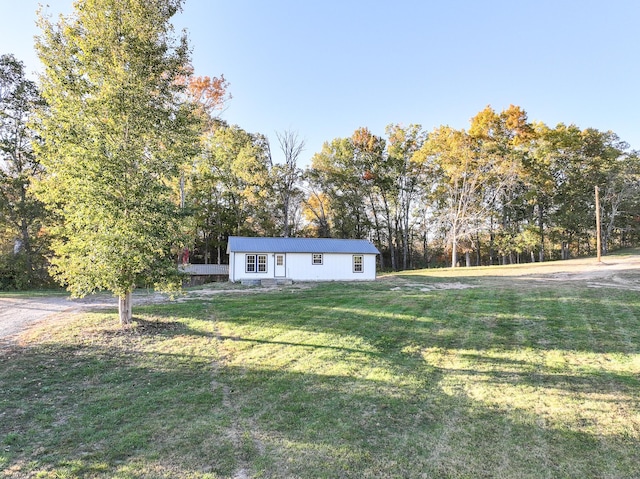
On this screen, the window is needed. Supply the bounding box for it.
[246,254,267,273]
[246,255,256,272]
[353,255,363,273]
[257,254,267,272]
[276,255,284,266]
[312,253,323,265]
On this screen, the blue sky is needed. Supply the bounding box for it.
[2,0,639,165]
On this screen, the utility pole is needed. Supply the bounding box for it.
[595,186,602,262]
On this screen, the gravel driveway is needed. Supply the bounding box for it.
[0,291,175,343]
[0,296,79,342]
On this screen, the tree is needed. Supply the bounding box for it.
[524,122,556,262]
[270,130,304,237]
[34,0,198,324]
[468,105,533,265]
[307,138,371,239]
[352,127,396,269]
[535,124,628,258]
[0,54,47,288]
[185,72,230,123]
[600,151,640,253]
[177,69,230,209]
[189,122,275,262]
[301,187,331,237]
[386,124,427,269]
[424,126,479,267]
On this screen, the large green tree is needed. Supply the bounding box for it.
[34,0,198,324]
[0,54,48,288]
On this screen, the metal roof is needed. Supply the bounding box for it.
[227,236,380,254]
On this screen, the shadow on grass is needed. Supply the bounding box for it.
[211,282,640,355]
[2,283,639,477]
[1,334,638,478]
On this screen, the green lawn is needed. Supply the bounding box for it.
[1,265,639,478]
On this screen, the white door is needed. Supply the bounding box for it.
[274,254,286,277]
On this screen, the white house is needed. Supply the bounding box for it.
[227,236,380,283]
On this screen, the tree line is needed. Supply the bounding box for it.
[1,0,639,318]
[304,108,640,269]
[183,104,640,271]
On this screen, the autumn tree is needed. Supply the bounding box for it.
[422,126,479,267]
[34,0,198,324]
[175,69,230,208]
[301,187,331,238]
[0,54,48,288]
[468,105,533,264]
[185,72,230,123]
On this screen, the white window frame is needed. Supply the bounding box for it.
[246,254,267,273]
[312,253,323,265]
[353,255,363,273]
[257,254,267,272]
[246,254,256,273]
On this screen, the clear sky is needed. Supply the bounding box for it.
[1,0,639,165]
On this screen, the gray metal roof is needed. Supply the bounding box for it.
[227,236,380,254]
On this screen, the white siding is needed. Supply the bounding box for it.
[231,251,273,282]
[230,252,377,282]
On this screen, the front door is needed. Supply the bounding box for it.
[274,254,286,277]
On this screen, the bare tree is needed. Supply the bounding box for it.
[271,130,305,237]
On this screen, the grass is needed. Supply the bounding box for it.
[1,261,639,478]
[0,288,67,298]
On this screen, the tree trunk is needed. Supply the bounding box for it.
[402,226,409,270]
[19,184,34,284]
[538,204,545,262]
[204,230,209,264]
[382,197,396,271]
[283,195,290,238]
[489,216,495,265]
[423,230,429,268]
[119,292,132,326]
[20,217,33,284]
[368,191,384,269]
[451,234,458,268]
